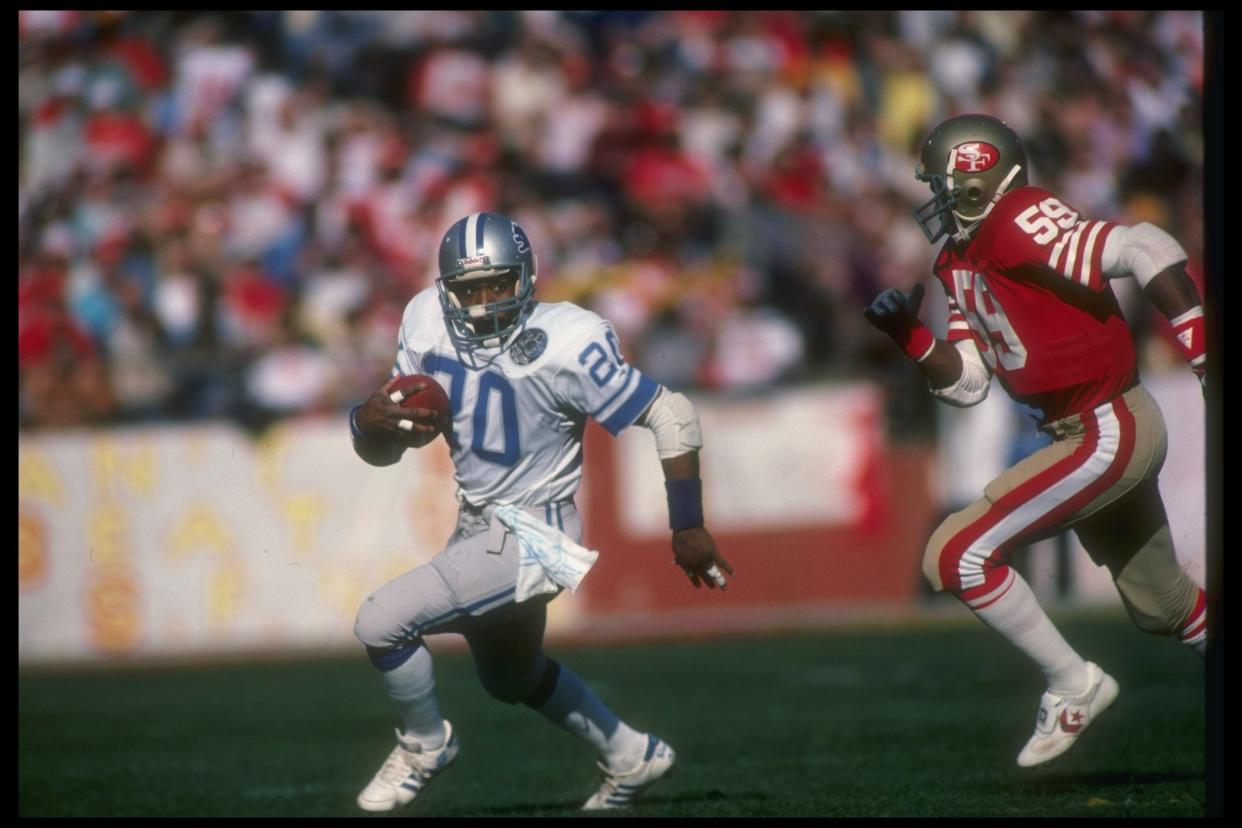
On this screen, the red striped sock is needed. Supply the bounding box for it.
[1178,588,1207,655]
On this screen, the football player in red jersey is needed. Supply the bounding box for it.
[865,114,1207,768]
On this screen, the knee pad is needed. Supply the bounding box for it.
[922,499,1008,597]
[354,594,399,650]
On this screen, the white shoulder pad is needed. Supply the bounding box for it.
[639,388,703,459]
[399,287,450,356]
[1100,223,1188,288]
[539,301,608,342]
[929,340,992,408]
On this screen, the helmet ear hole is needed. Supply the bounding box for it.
[967,186,982,199]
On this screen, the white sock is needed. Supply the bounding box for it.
[973,569,1090,696]
[378,645,447,749]
[534,664,647,773]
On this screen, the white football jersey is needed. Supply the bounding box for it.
[392,288,661,507]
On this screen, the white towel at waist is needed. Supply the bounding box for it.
[493,504,600,602]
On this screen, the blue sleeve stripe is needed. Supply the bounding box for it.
[590,365,636,418]
[599,374,660,435]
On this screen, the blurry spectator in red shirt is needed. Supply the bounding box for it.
[83,100,154,178]
[19,292,115,428]
[760,135,826,213]
[621,104,714,243]
[219,260,289,350]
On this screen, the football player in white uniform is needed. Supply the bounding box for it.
[349,212,732,812]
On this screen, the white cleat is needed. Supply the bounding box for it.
[356,721,459,812]
[1017,662,1119,768]
[582,735,675,811]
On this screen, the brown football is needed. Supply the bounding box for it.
[389,374,451,426]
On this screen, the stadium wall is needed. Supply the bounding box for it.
[17,377,1204,666]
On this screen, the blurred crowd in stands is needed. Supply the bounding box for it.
[19,10,1207,432]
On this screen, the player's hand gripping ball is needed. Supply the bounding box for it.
[389,374,451,438]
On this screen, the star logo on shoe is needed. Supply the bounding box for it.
[1058,709,1084,733]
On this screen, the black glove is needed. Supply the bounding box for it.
[863,283,925,338]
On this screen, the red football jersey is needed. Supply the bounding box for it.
[933,185,1136,422]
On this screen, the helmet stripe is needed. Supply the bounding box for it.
[463,213,481,256]
[476,212,488,253]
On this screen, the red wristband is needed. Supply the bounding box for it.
[897,324,936,362]
[1169,307,1205,370]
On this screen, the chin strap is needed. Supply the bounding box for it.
[950,215,984,243]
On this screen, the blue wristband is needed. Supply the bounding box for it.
[665,478,704,531]
[350,404,387,449]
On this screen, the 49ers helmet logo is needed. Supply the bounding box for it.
[954,141,999,173]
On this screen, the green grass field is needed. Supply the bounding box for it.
[19,609,1205,817]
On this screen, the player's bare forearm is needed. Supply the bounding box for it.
[915,338,964,390]
[660,450,699,481]
[1142,265,1202,319]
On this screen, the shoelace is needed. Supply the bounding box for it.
[377,745,416,786]
[593,779,625,804]
[592,762,634,800]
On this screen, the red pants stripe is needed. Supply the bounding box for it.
[936,397,1137,604]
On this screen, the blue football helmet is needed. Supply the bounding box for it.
[435,212,538,352]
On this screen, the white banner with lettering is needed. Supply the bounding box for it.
[18,420,473,664]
